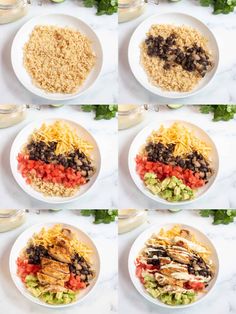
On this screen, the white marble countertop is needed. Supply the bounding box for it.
[0,105,118,209]
[0,1,118,104]
[0,210,118,314]
[119,0,236,104]
[119,105,236,209]
[119,209,236,314]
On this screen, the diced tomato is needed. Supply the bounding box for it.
[17,153,88,189]
[135,155,205,189]
[136,266,143,278]
[185,281,205,291]
[66,273,87,291]
[145,264,159,271]
[26,178,32,184]
[136,257,158,270]
[16,257,41,282]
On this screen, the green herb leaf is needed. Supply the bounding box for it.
[199,210,212,217]
[80,209,95,216]
[81,105,118,120]
[81,209,118,224]
[199,0,236,14]
[83,0,97,7]
[199,210,236,225]
[199,105,236,121]
[82,0,118,15]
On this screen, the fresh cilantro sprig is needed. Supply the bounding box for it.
[200,105,236,121]
[81,105,118,120]
[200,0,236,14]
[81,209,118,224]
[83,0,118,15]
[200,210,236,225]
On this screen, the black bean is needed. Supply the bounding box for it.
[26,140,95,177]
[145,33,212,75]
[145,144,213,181]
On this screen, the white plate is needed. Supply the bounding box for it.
[128,13,219,99]
[10,118,101,204]
[128,223,219,309]
[128,120,219,205]
[11,14,103,101]
[9,222,101,308]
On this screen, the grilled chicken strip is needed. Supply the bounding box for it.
[48,243,71,264]
[159,284,193,294]
[41,285,70,293]
[41,258,70,274]
[180,229,191,239]
[166,246,192,265]
[42,267,70,281]
[62,228,73,240]
[160,262,188,276]
[37,272,65,286]
[155,273,184,288]
[159,257,172,265]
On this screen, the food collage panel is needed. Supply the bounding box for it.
[0,1,236,314]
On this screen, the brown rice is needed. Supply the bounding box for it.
[30,175,77,197]
[23,25,96,94]
[140,24,213,92]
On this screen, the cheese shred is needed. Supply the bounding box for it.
[147,123,211,159]
[29,224,92,262]
[31,121,94,156]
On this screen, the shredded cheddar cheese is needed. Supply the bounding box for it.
[31,121,93,156]
[147,123,211,159]
[29,224,92,262]
[156,225,210,260]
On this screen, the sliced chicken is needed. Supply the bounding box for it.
[155,273,184,288]
[62,228,73,240]
[41,257,70,274]
[159,284,193,294]
[160,262,188,276]
[166,246,192,265]
[159,257,171,265]
[42,267,70,281]
[41,285,70,293]
[48,243,71,263]
[37,272,65,286]
[174,236,208,254]
[180,229,191,239]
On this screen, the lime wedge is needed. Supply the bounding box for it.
[50,0,65,2]
[168,209,182,213]
[167,104,183,109]
[50,104,64,107]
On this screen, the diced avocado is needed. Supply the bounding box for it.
[25,275,38,282]
[56,292,63,300]
[41,291,76,305]
[144,173,159,186]
[144,172,157,180]
[161,178,171,188]
[144,173,195,202]
[174,186,181,196]
[171,176,179,183]
[25,275,41,290]
[142,274,196,305]
[25,274,76,305]
[147,184,160,195]
[182,192,190,200]
[167,180,176,188]
[175,292,182,301]
[27,287,42,298]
